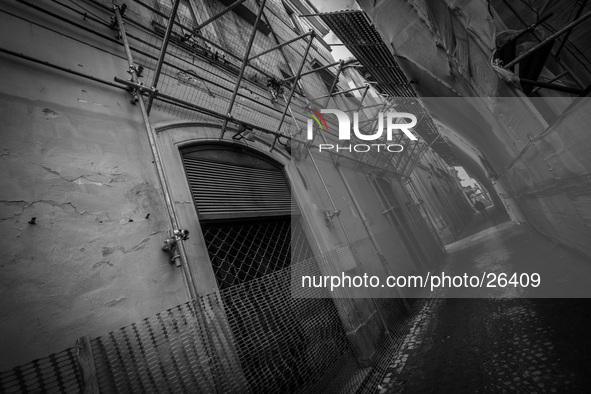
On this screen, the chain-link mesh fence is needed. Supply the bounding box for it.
[0,348,83,394]
[0,231,430,393]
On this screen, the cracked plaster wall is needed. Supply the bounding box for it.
[0,66,188,371]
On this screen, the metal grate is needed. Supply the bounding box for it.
[201,217,312,289]
[0,240,424,393]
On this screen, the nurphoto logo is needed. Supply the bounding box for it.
[306,108,418,153]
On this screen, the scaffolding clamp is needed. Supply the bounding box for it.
[162,229,190,267]
[320,209,341,228]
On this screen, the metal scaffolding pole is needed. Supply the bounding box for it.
[220,0,267,138]
[391,135,410,173]
[335,85,370,166]
[146,0,180,114]
[112,77,402,175]
[112,2,197,299]
[323,60,344,108]
[498,0,586,89]
[248,31,313,62]
[400,141,421,175]
[503,10,591,70]
[530,70,569,94]
[271,33,315,152]
[519,78,582,94]
[353,100,397,172]
[315,84,367,100]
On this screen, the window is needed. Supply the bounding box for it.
[283,2,302,34]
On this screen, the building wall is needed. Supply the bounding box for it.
[0,0,458,372]
[357,0,591,259]
[410,149,474,244]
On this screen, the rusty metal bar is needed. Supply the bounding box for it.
[504,10,591,69]
[271,32,315,152]
[146,0,181,114]
[220,0,267,138]
[248,31,313,62]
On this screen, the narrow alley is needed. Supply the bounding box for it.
[380,207,591,393]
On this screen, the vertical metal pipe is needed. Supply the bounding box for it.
[400,141,421,176]
[406,142,427,175]
[147,0,181,114]
[113,3,197,299]
[220,0,267,138]
[271,33,314,152]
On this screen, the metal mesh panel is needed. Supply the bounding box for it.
[201,217,313,289]
[0,348,82,394]
[0,248,429,393]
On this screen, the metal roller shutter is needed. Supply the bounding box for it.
[182,146,296,221]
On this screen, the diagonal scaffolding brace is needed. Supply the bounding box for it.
[146,0,181,114]
[248,31,313,62]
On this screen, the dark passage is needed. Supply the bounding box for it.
[380,206,591,393]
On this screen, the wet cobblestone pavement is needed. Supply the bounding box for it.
[379,208,591,393]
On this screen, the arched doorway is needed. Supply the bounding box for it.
[181,143,351,391]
